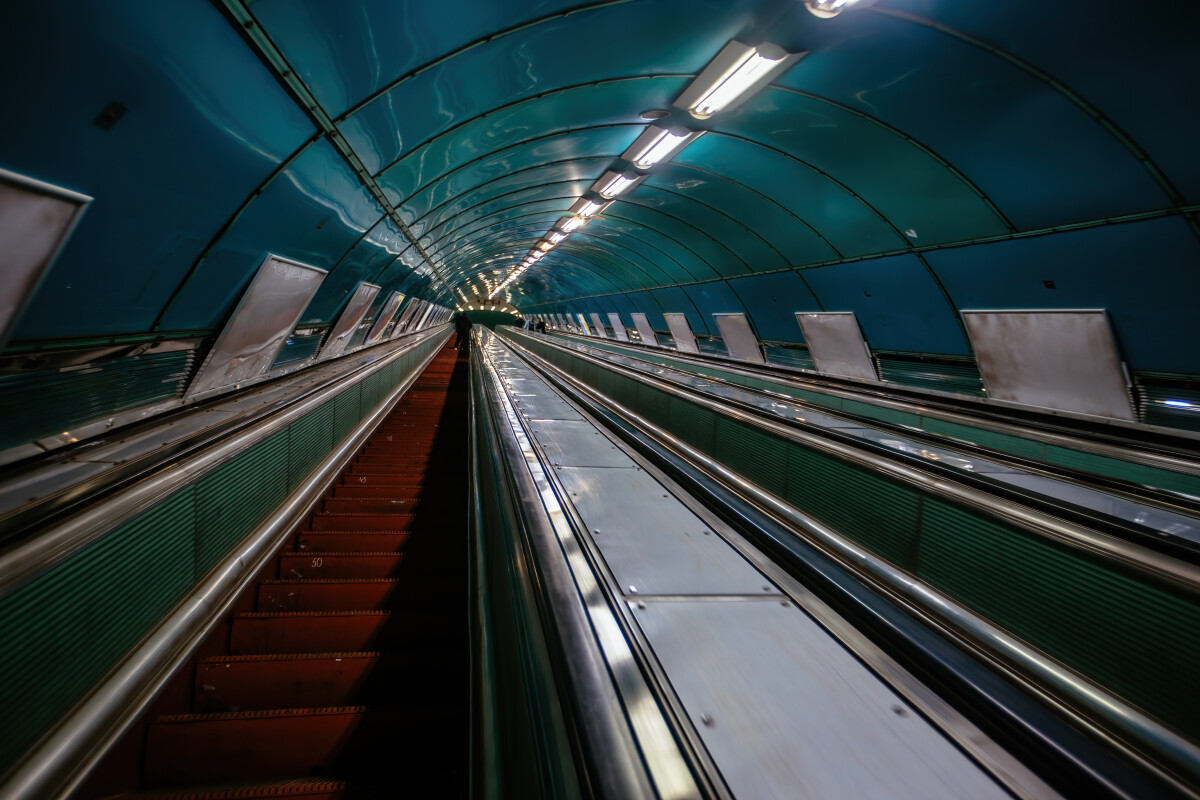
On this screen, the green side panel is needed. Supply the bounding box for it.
[917,500,1200,740]
[785,447,921,569]
[668,396,716,453]
[764,345,815,371]
[194,429,290,576]
[636,381,672,428]
[1042,445,1200,498]
[289,401,335,487]
[0,351,193,450]
[876,355,985,396]
[1140,385,1200,434]
[271,333,324,369]
[920,417,1047,460]
[334,383,362,442]
[0,490,195,769]
[840,398,924,428]
[715,416,788,497]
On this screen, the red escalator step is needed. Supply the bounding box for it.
[257,579,399,612]
[329,485,422,499]
[321,497,415,514]
[338,474,425,487]
[346,464,426,476]
[127,777,348,798]
[193,653,381,713]
[308,513,419,531]
[144,706,396,785]
[295,531,411,553]
[278,553,406,579]
[230,611,390,654]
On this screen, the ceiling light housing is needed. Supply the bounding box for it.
[559,216,587,233]
[569,197,610,217]
[674,40,806,119]
[621,125,704,170]
[803,0,874,18]
[591,170,644,199]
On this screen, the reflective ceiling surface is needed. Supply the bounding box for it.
[2,0,1198,372]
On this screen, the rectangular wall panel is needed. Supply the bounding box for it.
[713,314,764,362]
[589,313,610,338]
[320,282,379,359]
[962,309,1135,420]
[631,312,658,346]
[664,313,699,354]
[795,312,876,381]
[187,255,327,399]
[365,292,404,345]
[607,313,629,341]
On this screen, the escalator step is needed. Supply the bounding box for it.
[337,475,426,487]
[230,611,390,654]
[329,485,422,499]
[278,553,406,579]
[144,707,396,785]
[294,532,411,553]
[257,579,399,612]
[345,464,428,476]
[124,777,348,798]
[320,497,416,514]
[193,653,383,713]
[309,513,435,531]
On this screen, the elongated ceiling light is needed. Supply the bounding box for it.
[622,126,703,170]
[548,231,566,244]
[592,170,642,199]
[570,198,606,217]
[560,216,586,233]
[803,0,873,18]
[674,40,805,119]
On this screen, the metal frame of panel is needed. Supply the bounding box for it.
[795,312,877,381]
[0,168,92,350]
[663,313,699,354]
[320,282,380,359]
[185,254,327,400]
[365,291,404,345]
[713,313,763,363]
[961,309,1136,421]
[607,313,629,341]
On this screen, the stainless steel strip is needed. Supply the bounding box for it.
[515,336,1200,793]
[0,328,449,599]
[0,331,447,800]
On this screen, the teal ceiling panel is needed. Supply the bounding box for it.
[335,1,754,174]
[683,282,750,336]
[570,221,710,285]
[801,254,969,356]
[716,88,1010,245]
[773,7,1173,229]
[302,219,409,324]
[610,202,742,282]
[925,216,1200,374]
[158,138,385,331]
[649,286,707,335]
[727,272,823,342]
[878,0,1200,203]
[375,77,690,203]
[2,0,315,340]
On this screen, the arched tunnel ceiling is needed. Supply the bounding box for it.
[2,0,1198,371]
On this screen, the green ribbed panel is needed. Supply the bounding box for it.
[669,396,716,453]
[917,500,1200,739]
[289,401,335,486]
[0,490,195,767]
[0,351,193,450]
[715,417,788,497]
[876,355,985,396]
[636,380,671,427]
[1141,386,1200,433]
[271,333,324,369]
[841,398,923,428]
[764,345,815,371]
[1041,445,1200,498]
[921,418,1046,460]
[0,335,446,776]
[786,447,921,569]
[195,429,290,576]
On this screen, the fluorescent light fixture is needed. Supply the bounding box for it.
[548,231,566,244]
[803,0,874,18]
[592,170,642,199]
[560,216,586,233]
[622,125,703,170]
[570,198,605,217]
[674,40,805,119]
[537,241,554,252]
[468,304,475,310]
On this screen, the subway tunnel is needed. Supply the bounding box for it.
[2,0,1200,797]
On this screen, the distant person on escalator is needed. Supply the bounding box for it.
[453,312,472,351]
[535,320,546,333]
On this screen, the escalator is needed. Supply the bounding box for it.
[105,344,469,798]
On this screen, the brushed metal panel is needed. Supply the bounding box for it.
[527,420,635,468]
[713,313,764,363]
[664,313,699,354]
[607,313,629,341]
[320,282,379,359]
[589,312,610,338]
[635,600,1012,800]
[962,310,1135,421]
[555,314,569,329]
[556,467,770,596]
[365,291,404,345]
[511,390,585,421]
[795,312,877,381]
[186,255,327,399]
[631,312,658,345]
[0,169,91,348]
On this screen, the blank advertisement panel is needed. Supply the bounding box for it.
[187,255,327,399]
[713,313,764,362]
[631,312,658,345]
[0,169,91,348]
[589,313,610,338]
[366,292,404,344]
[607,313,629,341]
[962,309,1135,420]
[320,282,379,359]
[795,312,877,381]
[663,313,699,354]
